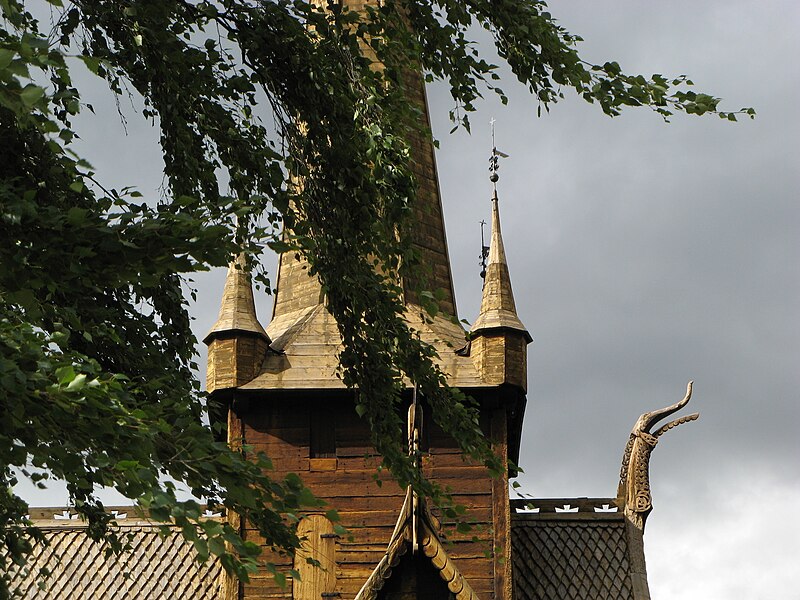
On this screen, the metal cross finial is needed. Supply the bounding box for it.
[488,118,509,193]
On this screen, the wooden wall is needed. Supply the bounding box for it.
[234,394,507,600]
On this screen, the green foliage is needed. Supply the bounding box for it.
[0,0,750,594]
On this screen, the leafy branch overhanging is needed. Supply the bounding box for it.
[0,0,752,593]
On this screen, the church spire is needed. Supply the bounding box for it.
[471,127,530,342]
[270,62,456,322]
[469,134,531,391]
[204,254,270,393]
[471,190,530,340]
[204,254,269,343]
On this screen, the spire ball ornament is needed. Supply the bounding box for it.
[488,118,508,191]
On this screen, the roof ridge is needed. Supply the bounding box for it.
[354,488,479,600]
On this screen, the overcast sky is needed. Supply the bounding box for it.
[18,2,799,598]
[430,3,799,597]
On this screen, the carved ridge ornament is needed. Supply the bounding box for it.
[617,381,699,530]
[354,394,480,600]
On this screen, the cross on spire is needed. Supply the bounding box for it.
[479,219,490,280]
[488,118,509,194]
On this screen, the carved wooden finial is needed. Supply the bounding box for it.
[407,389,423,555]
[618,381,699,530]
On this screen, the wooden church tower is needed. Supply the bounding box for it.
[204,12,529,598]
[206,172,526,600]
[203,4,697,600]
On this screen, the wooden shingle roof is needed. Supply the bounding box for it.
[4,510,222,599]
[241,303,486,391]
[510,498,649,600]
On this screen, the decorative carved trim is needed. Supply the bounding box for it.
[354,401,480,600]
[617,381,699,530]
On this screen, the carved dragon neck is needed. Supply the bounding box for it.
[617,381,699,531]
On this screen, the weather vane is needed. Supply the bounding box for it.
[479,219,489,280]
[482,119,508,280]
[488,117,509,193]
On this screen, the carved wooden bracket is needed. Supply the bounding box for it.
[617,381,699,531]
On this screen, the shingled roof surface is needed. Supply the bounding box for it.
[5,512,222,599]
[242,304,485,391]
[511,500,636,600]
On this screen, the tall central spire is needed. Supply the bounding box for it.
[271,17,456,322]
[229,0,473,393]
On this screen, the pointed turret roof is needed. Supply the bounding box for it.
[203,254,269,344]
[471,191,531,342]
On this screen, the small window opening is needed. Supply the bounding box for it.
[310,406,336,458]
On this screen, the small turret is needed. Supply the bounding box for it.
[204,254,270,394]
[470,186,532,390]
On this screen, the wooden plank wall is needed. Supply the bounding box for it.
[237,397,503,599]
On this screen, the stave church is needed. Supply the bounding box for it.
[7,2,699,597]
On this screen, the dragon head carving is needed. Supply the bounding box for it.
[617,381,699,530]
